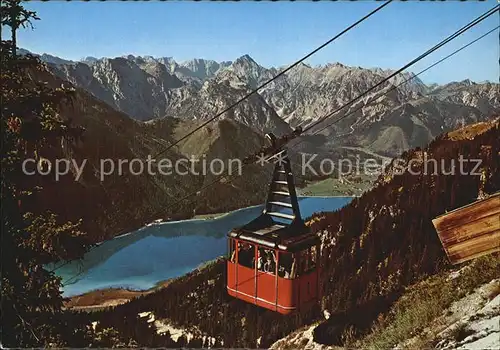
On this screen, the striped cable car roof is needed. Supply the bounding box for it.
[229,132,317,251]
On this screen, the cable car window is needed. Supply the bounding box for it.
[229,239,236,263]
[278,252,297,279]
[238,242,255,269]
[310,245,317,270]
[258,247,276,274]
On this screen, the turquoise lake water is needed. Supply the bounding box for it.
[56,196,352,297]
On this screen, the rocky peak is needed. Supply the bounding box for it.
[461,79,474,86]
[40,53,75,66]
[81,56,99,65]
[228,54,272,89]
[123,54,136,61]
[179,58,226,81]
[30,48,498,158]
[325,62,347,69]
[17,48,75,65]
[232,54,264,72]
[235,54,256,63]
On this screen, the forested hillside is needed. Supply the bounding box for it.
[13,65,276,244]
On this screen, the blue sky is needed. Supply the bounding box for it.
[18,1,499,84]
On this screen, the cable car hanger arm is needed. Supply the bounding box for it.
[243,126,303,165]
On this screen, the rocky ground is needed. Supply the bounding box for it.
[401,278,499,350]
[137,311,219,346]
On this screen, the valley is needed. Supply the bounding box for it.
[79,118,499,348]
[14,50,500,348]
[3,1,499,347]
[16,49,498,248]
[8,53,499,348]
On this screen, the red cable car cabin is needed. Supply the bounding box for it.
[226,136,320,315]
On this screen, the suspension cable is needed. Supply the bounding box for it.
[53,6,498,281]
[141,5,499,225]
[302,5,499,135]
[151,1,393,159]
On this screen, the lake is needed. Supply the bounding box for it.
[55,196,353,297]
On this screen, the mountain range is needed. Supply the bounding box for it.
[22,48,498,158]
[21,61,274,243]
[80,118,500,348]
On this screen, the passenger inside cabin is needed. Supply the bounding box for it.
[256,249,263,270]
[263,250,276,273]
[257,248,276,274]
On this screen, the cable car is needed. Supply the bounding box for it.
[226,132,320,315]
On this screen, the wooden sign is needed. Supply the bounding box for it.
[432,192,500,265]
